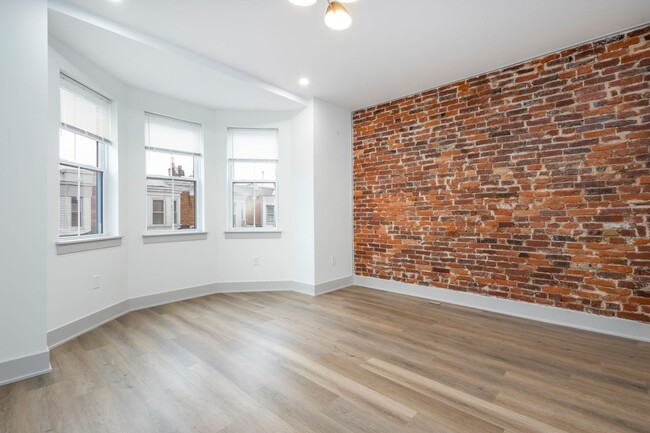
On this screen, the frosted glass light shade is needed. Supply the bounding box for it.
[288,0,318,6]
[324,1,351,30]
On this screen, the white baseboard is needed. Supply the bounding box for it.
[292,277,354,296]
[0,350,51,387]
[47,278,351,350]
[315,276,354,295]
[48,300,130,349]
[128,280,294,311]
[292,281,316,295]
[353,276,650,342]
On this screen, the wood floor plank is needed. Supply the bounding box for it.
[1,286,649,432]
[361,357,567,433]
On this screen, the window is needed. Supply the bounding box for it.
[59,73,110,238]
[152,199,165,225]
[145,113,202,232]
[227,128,279,230]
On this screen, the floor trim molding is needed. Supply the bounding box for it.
[354,275,650,342]
[315,276,355,295]
[47,278,351,350]
[0,350,51,387]
[128,281,294,311]
[48,300,129,349]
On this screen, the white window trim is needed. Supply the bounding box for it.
[56,235,123,255]
[142,231,208,244]
[223,231,282,239]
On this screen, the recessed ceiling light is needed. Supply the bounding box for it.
[299,77,310,87]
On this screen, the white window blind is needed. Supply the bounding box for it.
[60,73,112,143]
[145,112,202,155]
[230,129,279,160]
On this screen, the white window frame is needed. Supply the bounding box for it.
[58,73,110,239]
[144,112,203,233]
[227,128,280,232]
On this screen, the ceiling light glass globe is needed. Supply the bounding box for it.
[324,2,352,30]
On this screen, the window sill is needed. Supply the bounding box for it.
[142,231,208,244]
[56,235,123,255]
[224,231,282,239]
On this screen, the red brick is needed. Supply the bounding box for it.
[353,25,650,324]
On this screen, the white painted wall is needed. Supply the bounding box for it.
[48,40,352,330]
[313,100,354,284]
[126,99,297,299]
[45,40,356,331]
[124,89,218,299]
[0,0,49,362]
[213,110,294,284]
[47,42,129,332]
[290,103,316,286]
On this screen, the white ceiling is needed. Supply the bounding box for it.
[50,0,650,111]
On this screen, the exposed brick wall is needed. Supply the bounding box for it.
[353,26,650,323]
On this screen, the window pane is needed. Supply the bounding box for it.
[257,182,277,228]
[60,129,75,162]
[59,165,79,237]
[232,161,277,181]
[254,162,277,181]
[171,153,194,178]
[146,150,172,177]
[79,168,101,236]
[231,182,276,229]
[146,150,195,178]
[232,182,256,228]
[75,134,99,167]
[60,129,99,167]
[174,180,196,230]
[232,161,255,180]
[146,178,196,230]
[147,178,171,230]
[59,165,101,236]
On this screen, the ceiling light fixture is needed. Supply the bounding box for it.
[299,77,310,86]
[289,0,355,31]
[324,1,352,30]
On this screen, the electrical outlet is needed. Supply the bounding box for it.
[330,255,336,266]
[253,256,260,266]
[92,274,101,290]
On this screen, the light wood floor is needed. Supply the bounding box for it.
[1,287,649,433]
